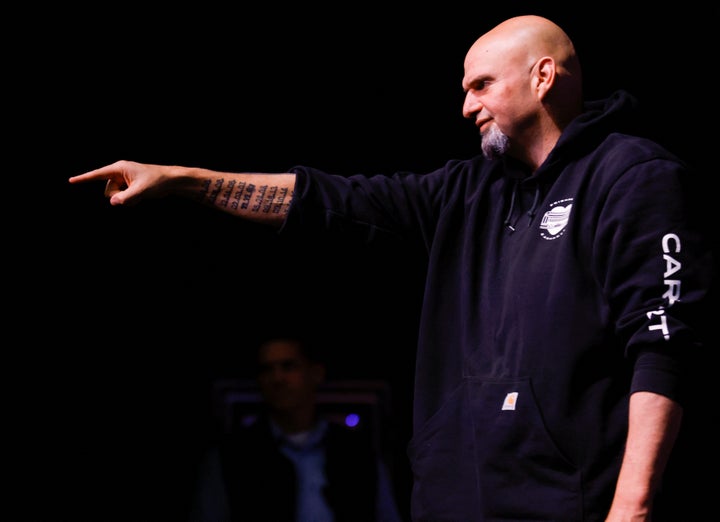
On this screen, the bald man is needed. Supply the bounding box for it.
[70,15,715,521]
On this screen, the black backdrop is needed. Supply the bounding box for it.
[11,3,718,520]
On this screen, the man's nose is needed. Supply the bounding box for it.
[462,92,480,119]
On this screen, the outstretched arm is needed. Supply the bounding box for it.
[68,160,297,228]
[605,391,683,521]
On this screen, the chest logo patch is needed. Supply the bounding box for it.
[539,198,573,240]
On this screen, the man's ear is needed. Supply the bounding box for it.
[533,56,556,100]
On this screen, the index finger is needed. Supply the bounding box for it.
[68,164,120,184]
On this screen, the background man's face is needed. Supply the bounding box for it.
[257,340,324,413]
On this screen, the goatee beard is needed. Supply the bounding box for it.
[481,124,510,160]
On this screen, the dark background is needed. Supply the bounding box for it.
[11,3,718,520]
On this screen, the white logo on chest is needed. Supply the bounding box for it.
[539,199,573,240]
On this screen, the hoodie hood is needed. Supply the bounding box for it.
[545,89,641,173]
[501,90,641,232]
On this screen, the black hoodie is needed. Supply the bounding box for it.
[282,90,715,521]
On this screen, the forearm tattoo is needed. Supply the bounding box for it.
[199,177,292,216]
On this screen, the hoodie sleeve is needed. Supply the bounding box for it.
[281,160,476,248]
[591,151,715,406]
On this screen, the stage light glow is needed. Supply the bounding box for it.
[345,413,360,428]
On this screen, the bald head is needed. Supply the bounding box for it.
[469,15,581,93]
[462,15,583,168]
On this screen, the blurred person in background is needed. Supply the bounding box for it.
[189,335,404,522]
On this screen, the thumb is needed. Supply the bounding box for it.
[106,179,142,206]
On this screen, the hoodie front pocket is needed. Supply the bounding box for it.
[408,377,582,521]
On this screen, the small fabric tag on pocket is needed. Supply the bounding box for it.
[502,392,519,411]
